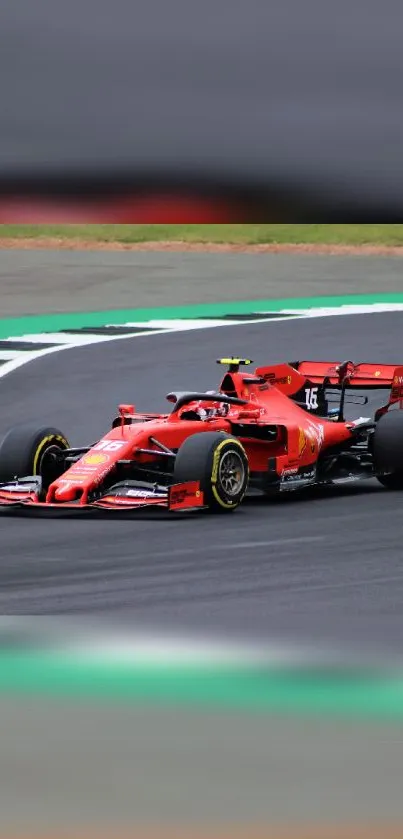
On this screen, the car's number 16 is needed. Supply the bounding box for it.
[93,440,125,452]
[305,387,318,410]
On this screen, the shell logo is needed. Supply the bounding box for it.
[82,453,109,466]
[374,371,381,377]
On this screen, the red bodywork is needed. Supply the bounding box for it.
[0,358,401,512]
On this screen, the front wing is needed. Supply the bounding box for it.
[0,478,205,514]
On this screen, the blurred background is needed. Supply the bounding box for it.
[1,0,403,222]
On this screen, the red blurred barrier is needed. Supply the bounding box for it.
[0,194,252,223]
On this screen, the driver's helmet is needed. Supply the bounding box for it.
[197,391,229,418]
[181,392,229,420]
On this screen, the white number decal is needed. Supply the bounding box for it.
[305,387,318,410]
[94,440,125,452]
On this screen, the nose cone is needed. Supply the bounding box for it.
[54,482,79,502]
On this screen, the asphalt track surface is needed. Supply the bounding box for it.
[1,309,403,657]
[1,252,403,829]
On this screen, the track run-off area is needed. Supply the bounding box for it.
[1,250,403,831]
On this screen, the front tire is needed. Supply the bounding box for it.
[373,410,403,489]
[173,431,249,512]
[0,423,70,490]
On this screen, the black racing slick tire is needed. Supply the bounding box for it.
[0,423,70,489]
[173,431,249,512]
[373,410,403,489]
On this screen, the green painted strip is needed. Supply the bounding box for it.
[1,292,403,339]
[0,653,403,720]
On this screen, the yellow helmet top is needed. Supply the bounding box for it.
[216,357,253,372]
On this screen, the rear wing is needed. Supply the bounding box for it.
[294,361,403,390]
[253,360,403,420]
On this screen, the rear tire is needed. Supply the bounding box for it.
[173,431,249,512]
[373,410,403,489]
[0,423,70,490]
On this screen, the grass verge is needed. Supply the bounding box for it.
[3,224,403,246]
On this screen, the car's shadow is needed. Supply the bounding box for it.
[0,506,207,523]
[0,481,387,521]
[243,480,385,508]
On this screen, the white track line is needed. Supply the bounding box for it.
[0,328,173,380]
[0,617,399,670]
[0,349,26,361]
[1,302,402,381]
[0,616,377,669]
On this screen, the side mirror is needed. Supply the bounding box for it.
[118,404,135,433]
[119,404,135,416]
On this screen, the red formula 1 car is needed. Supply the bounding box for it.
[0,357,403,515]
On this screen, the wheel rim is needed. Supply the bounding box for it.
[218,450,245,496]
[38,444,65,483]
